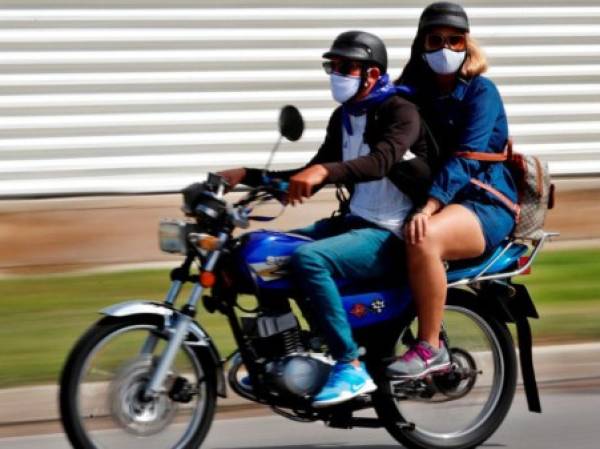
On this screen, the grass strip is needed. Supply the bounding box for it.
[1,248,599,388]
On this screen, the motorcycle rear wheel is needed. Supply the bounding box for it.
[374,291,517,449]
[60,315,217,449]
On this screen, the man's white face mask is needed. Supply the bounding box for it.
[423,48,466,75]
[329,73,361,103]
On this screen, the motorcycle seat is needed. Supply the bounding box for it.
[446,239,528,283]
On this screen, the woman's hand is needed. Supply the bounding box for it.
[216,168,246,191]
[288,164,329,206]
[403,198,442,244]
[404,211,431,244]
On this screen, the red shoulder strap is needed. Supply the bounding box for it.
[470,178,521,222]
[454,137,514,162]
[455,151,508,162]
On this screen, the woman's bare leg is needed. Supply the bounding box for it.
[406,205,486,347]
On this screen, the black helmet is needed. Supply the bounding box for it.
[323,30,388,73]
[418,2,470,33]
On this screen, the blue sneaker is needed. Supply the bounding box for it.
[312,362,377,408]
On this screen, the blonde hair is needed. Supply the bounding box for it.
[460,34,488,78]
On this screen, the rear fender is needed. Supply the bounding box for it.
[503,284,542,413]
[101,300,226,398]
[456,283,542,414]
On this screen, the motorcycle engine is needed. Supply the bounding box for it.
[265,354,332,397]
[239,311,333,398]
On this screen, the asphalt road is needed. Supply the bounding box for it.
[2,383,599,449]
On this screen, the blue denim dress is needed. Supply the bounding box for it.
[420,76,518,250]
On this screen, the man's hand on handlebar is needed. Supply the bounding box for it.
[215,164,329,206]
[216,168,246,192]
[288,164,329,206]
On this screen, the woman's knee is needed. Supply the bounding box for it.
[406,230,441,259]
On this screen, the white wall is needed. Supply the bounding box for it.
[1,0,599,197]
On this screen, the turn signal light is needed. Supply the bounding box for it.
[194,234,220,251]
[199,271,216,287]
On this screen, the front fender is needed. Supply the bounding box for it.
[102,300,175,319]
[101,300,227,398]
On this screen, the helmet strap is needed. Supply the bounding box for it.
[347,65,372,103]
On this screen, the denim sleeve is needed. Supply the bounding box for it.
[458,79,503,152]
[428,156,472,205]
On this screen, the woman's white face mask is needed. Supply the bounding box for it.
[329,73,361,103]
[423,48,466,75]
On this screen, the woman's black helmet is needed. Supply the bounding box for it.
[418,2,470,33]
[323,30,388,73]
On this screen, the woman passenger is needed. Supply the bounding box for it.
[386,2,519,378]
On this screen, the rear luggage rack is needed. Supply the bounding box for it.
[448,231,560,287]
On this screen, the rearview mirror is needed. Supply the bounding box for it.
[278,105,304,142]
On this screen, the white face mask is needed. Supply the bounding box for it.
[329,73,361,103]
[423,48,466,75]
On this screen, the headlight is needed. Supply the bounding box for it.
[158,219,189,254]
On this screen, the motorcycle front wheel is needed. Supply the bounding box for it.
[374,290,517,449]
[60,315,217,449]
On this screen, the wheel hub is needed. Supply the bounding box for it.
[109,357,178,436]
[433,347,479,399]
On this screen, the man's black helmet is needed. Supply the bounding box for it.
[418,2,470,33]
[323,31,388,73]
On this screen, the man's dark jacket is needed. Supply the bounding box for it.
[244,95,440,207]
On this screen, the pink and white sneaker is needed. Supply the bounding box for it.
[386,341,451,379]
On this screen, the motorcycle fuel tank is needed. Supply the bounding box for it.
[237,230,413,328]
[238,230,310,291]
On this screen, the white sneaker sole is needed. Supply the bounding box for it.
[311,379,378,408]
[387,361,452,380]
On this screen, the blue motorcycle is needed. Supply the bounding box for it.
[60,107,555,449]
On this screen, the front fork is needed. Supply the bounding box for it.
[140,280,183,355]
[143,232,228,399]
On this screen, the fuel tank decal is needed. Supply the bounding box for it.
[350,299,387,319]
[248,255,291,281]
[350,303,369,319]
[370,299,386,314]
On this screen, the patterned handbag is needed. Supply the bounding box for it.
[455,139,555,241]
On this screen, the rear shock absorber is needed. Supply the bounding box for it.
[281,326,302,355]
[254,312,302,357]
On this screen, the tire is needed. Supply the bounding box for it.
[374,290,517,449]
[60,315,217,449]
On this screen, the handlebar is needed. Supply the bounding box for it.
[182,174,289,230]
[261,174,289,195]
[235,176,288,207]
[228,178,289,228]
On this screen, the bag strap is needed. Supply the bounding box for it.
[455,151,508,162]
[454,137,514,162]
[469,178,521,222]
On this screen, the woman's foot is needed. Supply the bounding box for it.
[312,361,377,408]
[386,341,451,379]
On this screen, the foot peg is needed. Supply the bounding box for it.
[398,421,416,431]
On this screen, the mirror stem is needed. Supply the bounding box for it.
[263,135,283,177]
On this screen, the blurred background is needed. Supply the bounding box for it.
[0,0,599,445]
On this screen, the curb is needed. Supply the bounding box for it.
[1,342,600,426]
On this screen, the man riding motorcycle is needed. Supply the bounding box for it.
[218,30,438,407]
